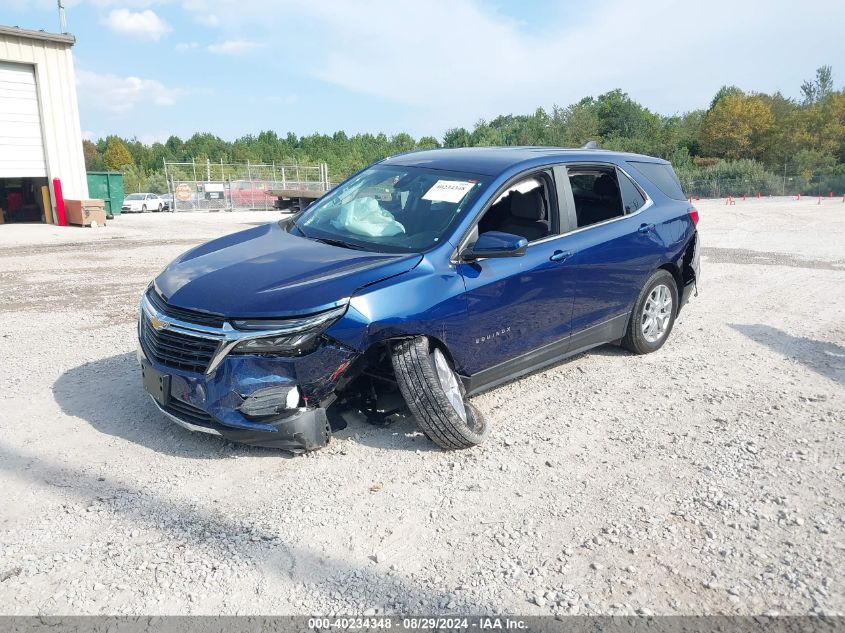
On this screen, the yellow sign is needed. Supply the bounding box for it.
[175,183,193,202]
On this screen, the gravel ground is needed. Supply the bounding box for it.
[0,198,842,616]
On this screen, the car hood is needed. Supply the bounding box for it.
[155,221,422,318]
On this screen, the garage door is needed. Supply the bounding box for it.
[0,61,46,178]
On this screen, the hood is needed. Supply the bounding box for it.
[155,221,421,318]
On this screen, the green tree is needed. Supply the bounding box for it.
[103,136,134,171]
[82,139,103,171]
[709,85,743,110]
[594,89,659,139]
[76,64,845,199]
[801,65,834,105]
[548,100,600,147]
[443,127,471,148]
[700,93,774,160]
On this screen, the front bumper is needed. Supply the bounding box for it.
[138,344,352,452]
[148,393,331,451]
[137,294,358,452]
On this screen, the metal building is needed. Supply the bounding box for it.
[0,25,87,224]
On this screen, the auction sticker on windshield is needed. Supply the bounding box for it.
[422,180,476,203]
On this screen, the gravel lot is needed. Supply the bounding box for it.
[0,198,842,616]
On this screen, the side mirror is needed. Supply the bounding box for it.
[461,231,528,261]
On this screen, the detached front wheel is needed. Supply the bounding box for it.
[391,337,488,450]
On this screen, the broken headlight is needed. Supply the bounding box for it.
[230,304,346,355]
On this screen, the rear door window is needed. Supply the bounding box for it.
[566,166,624,229]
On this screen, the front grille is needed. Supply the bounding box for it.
[140,314,219,374]
[165,398,218,430]
[146,288,225,328]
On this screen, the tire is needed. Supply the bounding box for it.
[622,269,678,355]
[141,204,147,213]
[391,336,489,450]
[156,203,162,212]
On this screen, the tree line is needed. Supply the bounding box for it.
[85,66,845,198]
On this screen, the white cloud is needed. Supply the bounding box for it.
[103,8,171,40]
[179,0,845,134]
[175,41,200,52]
[76,69,180,114]
[207,39,264,55]
[196,13,220,27]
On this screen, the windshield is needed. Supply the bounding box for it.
[293,165,487,253]
[126,194,145,200]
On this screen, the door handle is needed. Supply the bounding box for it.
[638,223,655,234]
[550,250,571,262]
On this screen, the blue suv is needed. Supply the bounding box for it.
[139,147,699,452]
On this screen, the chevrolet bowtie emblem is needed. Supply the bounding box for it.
[149,316,169,331]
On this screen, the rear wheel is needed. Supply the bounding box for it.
[622,269,678,354]
[391,337,488,450]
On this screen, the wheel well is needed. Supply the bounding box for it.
[659,233,696,312]
[659,262,682,295]
[339,334,454,390]
[369,334,454,367]
[330,334,455,429]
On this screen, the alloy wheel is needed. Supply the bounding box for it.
[432,348,467,423]
[641,283,672,343]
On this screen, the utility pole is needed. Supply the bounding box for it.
[57,0,67,33]
[783,161,787,197]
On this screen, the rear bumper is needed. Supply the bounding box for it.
[680,230,700,309]
[680,278,697,307]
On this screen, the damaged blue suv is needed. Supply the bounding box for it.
[139,147,699,452]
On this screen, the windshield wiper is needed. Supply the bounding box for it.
[311,236,366,250]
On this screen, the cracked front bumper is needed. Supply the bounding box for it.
[138,339,357,452]
[148,392,332,452]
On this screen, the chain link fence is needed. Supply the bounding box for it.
[679,173,845,199]
[163,160,332,212]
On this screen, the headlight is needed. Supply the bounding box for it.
[230,304,346,356]
[232,331,321,354]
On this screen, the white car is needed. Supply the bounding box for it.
[122,193,165,213]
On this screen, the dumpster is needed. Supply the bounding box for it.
[86,172,125,218]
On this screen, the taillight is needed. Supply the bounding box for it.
[688,207,699,226]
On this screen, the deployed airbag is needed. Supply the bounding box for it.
[331,197,405,237]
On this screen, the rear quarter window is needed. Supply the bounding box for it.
[628,161,686,200]
[617,170,646,214]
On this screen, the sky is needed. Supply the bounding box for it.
[2,0,844,144]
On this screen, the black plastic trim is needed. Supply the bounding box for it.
[460,313,629,396]
[152,395,331,452]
